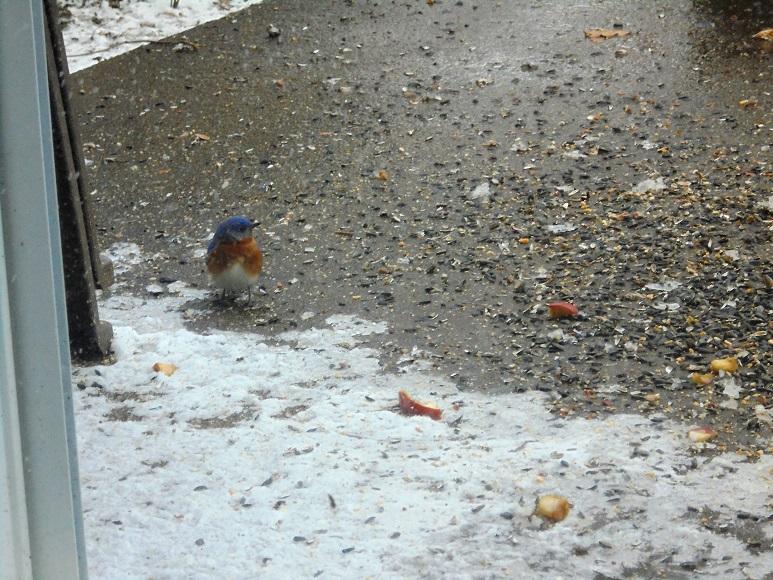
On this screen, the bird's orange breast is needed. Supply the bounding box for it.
[206,238,263,277]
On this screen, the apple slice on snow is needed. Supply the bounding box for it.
[535,494,572,522]
[399,389,442,420]
[688,426,717,443]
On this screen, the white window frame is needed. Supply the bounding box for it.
[0,1,88,578]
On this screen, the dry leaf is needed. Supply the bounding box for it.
[710,357,738,374]
[376,169,389,181]
[584,28,630,42]
[738,99,758,109]
[690,372,714,386]
[153,362,178,376]
[194,133,210,141]
[752,28,773,41]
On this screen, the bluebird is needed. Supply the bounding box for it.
[206,216,263,304]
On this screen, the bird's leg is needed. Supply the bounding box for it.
[246,286,252,306]
[221,288,227,301]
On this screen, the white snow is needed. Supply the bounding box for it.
[59,0,264,73]
[469,182,491,200]
[645,279,683,293]
[633,176,667,194]
[71,246,772,579]
[563,149,587,159]
[546,223,578,234]
[101,241,142,275]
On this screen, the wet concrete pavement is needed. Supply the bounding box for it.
[71,0,771,454]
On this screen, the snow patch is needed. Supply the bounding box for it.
[470,181,491,200]
[60,0,264,72]
[73,291,772,579]
[633,176,667,193]
[102,242,142,275]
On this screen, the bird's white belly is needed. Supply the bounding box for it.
[210,263,259,291]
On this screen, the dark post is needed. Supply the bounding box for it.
[43,0,112,359]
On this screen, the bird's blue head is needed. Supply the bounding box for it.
[208,216,255,252]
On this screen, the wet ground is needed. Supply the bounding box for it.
[71,0,771,458]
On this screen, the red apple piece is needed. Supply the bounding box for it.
[398,389,442,420]
[688,426,717,443]
[548,301,579,319]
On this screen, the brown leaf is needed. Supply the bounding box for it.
[738,98,758,109]
[584,28,631,42]
[710,357,738,374]
[376,169,389,181]
[690,372,714,386]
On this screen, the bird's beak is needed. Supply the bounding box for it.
[249,221,258,229]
